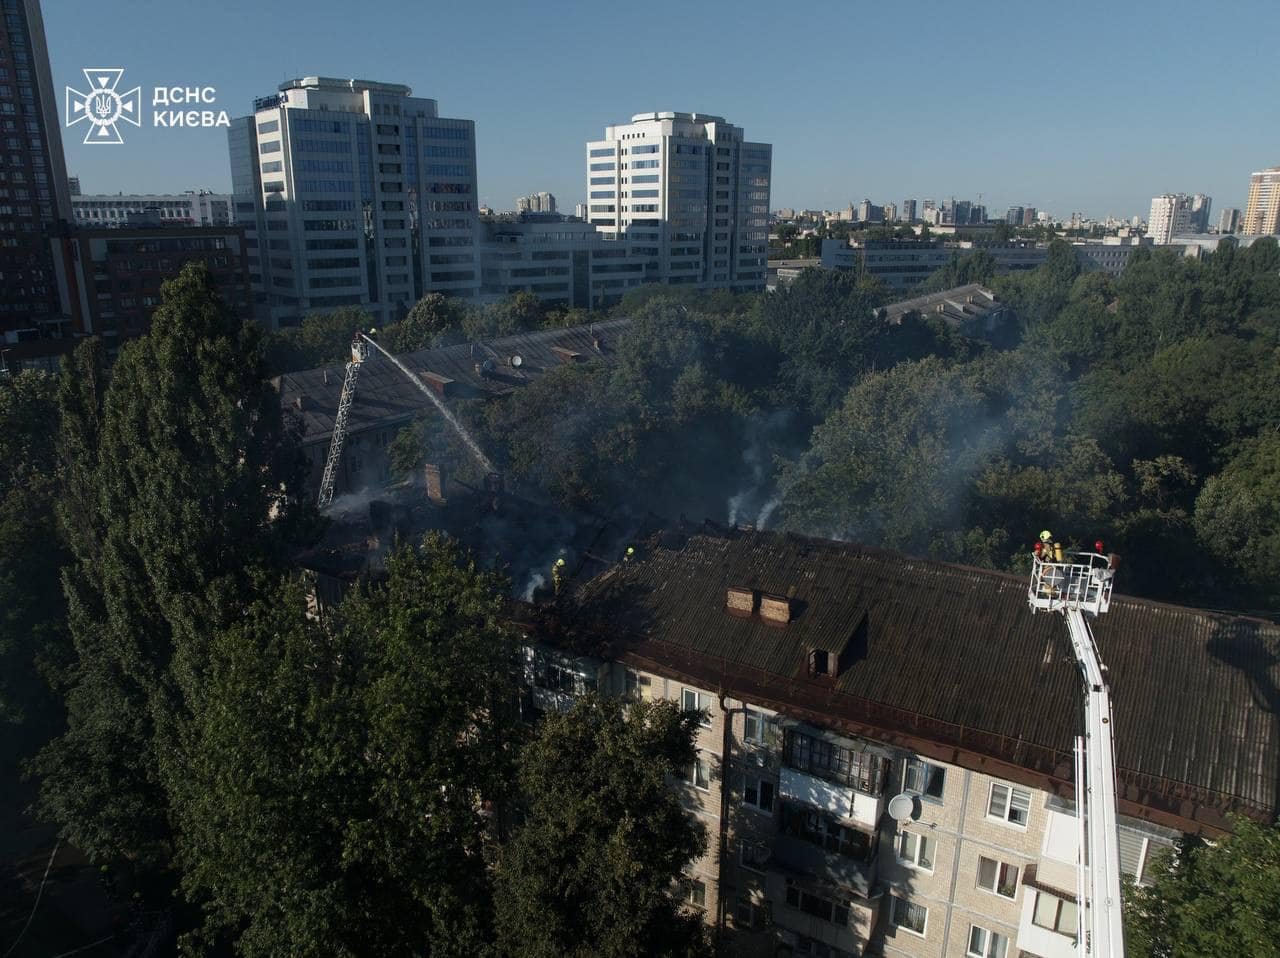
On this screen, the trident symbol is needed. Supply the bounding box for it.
[65,68,141,145]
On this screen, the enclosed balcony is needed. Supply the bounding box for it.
[779,728,889,831]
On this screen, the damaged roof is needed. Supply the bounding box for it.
[277,316,633,444]
[564,528,1280,825]
[878,283,1004,327]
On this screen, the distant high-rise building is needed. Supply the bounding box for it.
[1147,194,1192,244]
[1218,207,1241,234]
[516,191,557,214]
[574,202,588,220]
[67,176,81,196]
[883,202,897,223]
[1022,207,1037,227]
[856,199,884,223]
[228,76,481,328]
[1243,166,1280,235]
[0,0,78,360]
[1006,206,1024,226]
[72,192,235,228]
[585,111,771,291]
[1188,194,1212,233]
[902,199,917,222]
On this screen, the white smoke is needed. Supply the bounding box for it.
[521,572,546,602]
[756,497,781,530]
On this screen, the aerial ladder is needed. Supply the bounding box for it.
[316,332,370,509]
[1028,538,1124,957]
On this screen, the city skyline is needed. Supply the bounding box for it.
[40,0,1278,221]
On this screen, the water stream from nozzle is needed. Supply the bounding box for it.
[360,333,496,475]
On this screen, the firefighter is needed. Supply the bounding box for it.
[624,546,635,563]
[552,557,567,595]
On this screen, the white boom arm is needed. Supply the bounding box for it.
[317,336,369,509]
[1029,551,1125,957]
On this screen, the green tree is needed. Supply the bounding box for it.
[1124,817,1280,958]
[0,370,70,749]
[176,536,518,956]
[381,292,464,353]
[1193,434,1280,606]
[495,694,710,958]
[265,305,373,373]
[35,263,316,866]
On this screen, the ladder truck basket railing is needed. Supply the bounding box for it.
[1029,551,1117,616]
[316,336,370,509]
[1027,543,1125,957]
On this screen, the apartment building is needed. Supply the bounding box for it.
[72,191,235,228]
[585,111,770,291]
[228,76,481,328]
[1147,194,1191,244]
[1242,166,1280,235]
[0,0,78,360]
[519,527,1275,958]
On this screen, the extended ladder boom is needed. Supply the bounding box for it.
[317,336,369,509]
[1029,549,1124,957]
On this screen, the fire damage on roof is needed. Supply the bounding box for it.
[516,524,1280,836]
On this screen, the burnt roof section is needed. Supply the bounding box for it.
[277,317,632,444]
[566,529,1279,823]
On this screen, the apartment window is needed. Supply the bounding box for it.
[624,669,653,701]
[784,730,883,792]
[734,897,765,930]
[967,925,1009,958]
[682,879,706,909]
[976,856,1019,899]
[903,759,945,801]
[785,885,850,928]
[681,688,712,727]
[259,140,280,154]
[890,894,927,936]
[740,773,774,813]
[1032,892,1078,938]
[681,752,711,791]
[987,783,1031,826]
[898,831,935,870]
[780,802,873,861]
[739,840,769,874]
[743,708,776,746]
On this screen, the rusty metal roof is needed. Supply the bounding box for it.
[276,317,632,445]
[566,528,1280,822]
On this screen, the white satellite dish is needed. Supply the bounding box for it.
[888,792,917,822]
[510,354,523,368]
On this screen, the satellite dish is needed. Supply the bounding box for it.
[888,792,918,822]
[509,355,523,368]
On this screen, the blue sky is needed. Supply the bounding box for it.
[44,0,1278,220]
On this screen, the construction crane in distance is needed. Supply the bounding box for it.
[316,330,496,510]
[1028,536,1124,957]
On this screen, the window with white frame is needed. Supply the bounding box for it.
[890,894,927,936]
[680,752,711,790]
[1032,891,1078,938]
[682,878,706,908]
[976,856,1019,899]
[740,773,774,813]
[682,687,713,727]
[625,669,653,701]
[743,707,777,746]
[897,830,935,870]
[967,924,1010,958]
[903,758,946,800]
[987,783,1031,826]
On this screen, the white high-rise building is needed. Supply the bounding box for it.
[228,76,480,328]
[1147,193,1191,244]
[585,111,771,290]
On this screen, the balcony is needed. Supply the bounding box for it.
[770,831,878,899]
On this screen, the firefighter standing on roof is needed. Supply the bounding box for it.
[552,557,567,595]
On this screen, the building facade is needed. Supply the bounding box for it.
[520,528,1272,958]
[68,224,251,348]
[228,76,481,328]
[72,191,235,229]
[585,111,770,291]
[0,0,77,360]
[901,200,916,223]
[1147,193,1190,244]
[1217,206,1240,234]
[1242,166,1280,235]
[1005,206,1024,226]
[1188,193,1212,233]
[516,191,556,214]
[479,217,647,307]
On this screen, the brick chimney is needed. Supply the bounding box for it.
[424,463,446,504]
[759,594,793,626]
